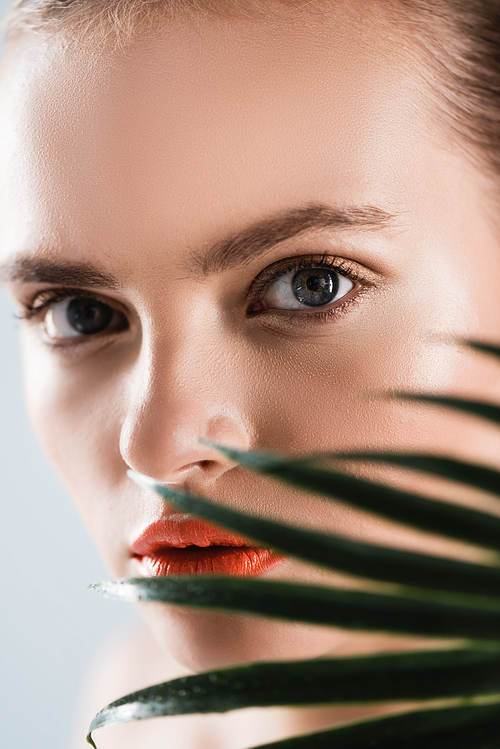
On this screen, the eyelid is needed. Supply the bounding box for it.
[18,287,123,322]
[247,253,376,305]
[16,287,131,346]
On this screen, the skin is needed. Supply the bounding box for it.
[1,2,500,746]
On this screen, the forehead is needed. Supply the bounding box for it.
[0,6,435,268]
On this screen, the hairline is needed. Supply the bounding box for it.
[2,0,335,46]
[3,0,500,226]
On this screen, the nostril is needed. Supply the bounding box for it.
[199,460,214,469]
[179,459,220,478]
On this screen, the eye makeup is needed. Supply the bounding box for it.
[14,251,378,345]
[247,253,377,323]
[16,287,129,343]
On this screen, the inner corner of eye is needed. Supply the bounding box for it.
[248,298,267,315]
[44,307,59,338]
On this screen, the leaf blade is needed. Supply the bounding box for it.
[87,680,500,748]
[89,576,500,640]
[318,453,500,500]
[86,649,500,727]
[393,394,500,427]
[128,471,500,598]
[246,702,500,749]
[461,340,500,361]
[186,449,500,552]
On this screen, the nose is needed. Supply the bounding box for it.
[119,337,253,487]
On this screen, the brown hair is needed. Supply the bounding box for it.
[3,0,303,34]
[385,1,500,186]
[4,0,500,185]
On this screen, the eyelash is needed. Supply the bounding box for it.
[16,254,372,341]
[17,288,106,323]
[247,253,371,321]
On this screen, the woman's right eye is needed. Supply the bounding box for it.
[44,296,128,340]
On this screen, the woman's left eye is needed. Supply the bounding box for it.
[254,266,354,311]
[44,296,128,340]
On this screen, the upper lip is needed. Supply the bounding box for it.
[129,518,261,557]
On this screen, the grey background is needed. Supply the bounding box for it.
[0,2,136,747]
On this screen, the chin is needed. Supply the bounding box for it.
[137,602,347,673]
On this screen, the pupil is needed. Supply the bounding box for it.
[67,298,113,335]
[307,276,327,292]
[292,268,339,307]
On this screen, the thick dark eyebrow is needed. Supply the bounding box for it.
[189,202,398,277]
[0,257,121,288]
[0,203,397,287]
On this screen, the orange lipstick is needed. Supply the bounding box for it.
[130,519,285,576]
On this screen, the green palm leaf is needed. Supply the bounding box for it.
[321,453,500,497]
[461,340,500,359]
[87,340,500,748]
[86,649,500,736]
[391,394,500,427]
[245,703,500,749]
[177,446,500,551]
[121,474,500,599]
[90,575,500,638]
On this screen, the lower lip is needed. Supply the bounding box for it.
[133,546,284,577]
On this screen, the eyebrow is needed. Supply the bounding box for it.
[190,203,397,276]
[0,203,397,287]
[0,257,122,288]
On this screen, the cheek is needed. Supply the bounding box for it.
[21,335,128,565]
[250,242,500,465]
[247,309,454,458]
[25,365,120,479]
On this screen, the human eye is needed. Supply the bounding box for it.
[17,288,129,342]
[247,254,374,320]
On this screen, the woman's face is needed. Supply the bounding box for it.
[1,4,500,671]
